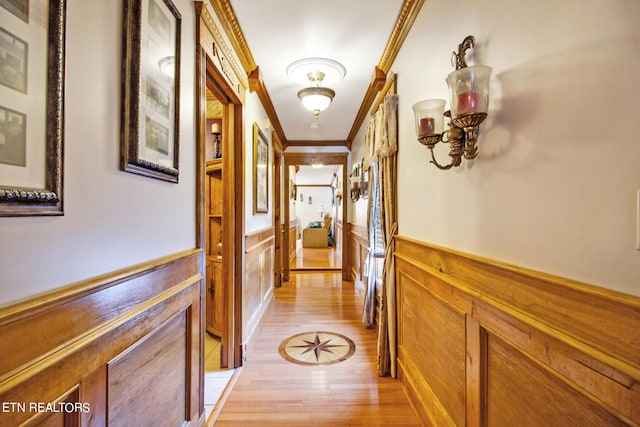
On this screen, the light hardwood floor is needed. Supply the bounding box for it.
[290,240,342,271]
[213,253,420,426]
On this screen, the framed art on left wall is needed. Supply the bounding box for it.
[0,0,65,216]
[121,0,181,183]
[253,122,268,214]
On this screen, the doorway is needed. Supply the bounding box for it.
[196,47,244,371]
[283,152,349,282]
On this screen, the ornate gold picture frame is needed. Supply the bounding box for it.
[0,0,65,216]
[121,0,181,183]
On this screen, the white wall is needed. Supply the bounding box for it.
[297,187,333,230]
[383,0,640,295]
[349,124,369,227]
[244,92,273,234]
[0,0,197,305]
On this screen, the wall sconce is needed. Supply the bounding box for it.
[413,36,491,170]
[211,122,221,158]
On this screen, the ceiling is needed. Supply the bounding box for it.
[226,0,407,143]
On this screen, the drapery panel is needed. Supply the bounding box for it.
[361,93,398,377]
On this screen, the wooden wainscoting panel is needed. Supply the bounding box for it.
[485,332,627,427]
[348,223,368,295]
[397,267,466,426]
[21,386,81,427]
[395,236,640,426]
[288,221,297,266]
[244,227,275,345]
[0,252,200,380]
[0,250,203,427]
[108,311,188,426]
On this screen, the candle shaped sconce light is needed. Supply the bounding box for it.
[211,122,222,158]
[413,36,491,170]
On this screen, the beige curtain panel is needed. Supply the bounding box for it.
[362,93,399,377]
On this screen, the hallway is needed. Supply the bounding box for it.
[211,270,420,426]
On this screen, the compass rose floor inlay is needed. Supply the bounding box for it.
[278,331,356,366]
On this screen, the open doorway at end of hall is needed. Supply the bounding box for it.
[283,153,349,282]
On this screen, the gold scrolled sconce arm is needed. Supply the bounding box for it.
[412,35,491,170]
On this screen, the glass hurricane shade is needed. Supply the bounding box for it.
[446,65,492,118]
[297,86,335,113]
[412,99,446,137]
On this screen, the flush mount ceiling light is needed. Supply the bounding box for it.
[288,58,346,119]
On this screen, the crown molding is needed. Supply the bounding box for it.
[378,0,425,73]
[197,2,248,91]
[346,66,387,148]
[248,67,287,147]
[210,0,257,73]
[345,0,424,148]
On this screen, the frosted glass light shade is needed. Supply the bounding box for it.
[446,65,492,118]
[297,87,335,112]
[412,99,446,137]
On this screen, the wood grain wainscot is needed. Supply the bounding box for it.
[335,219,343,252]
[0,249,204,427]
[394,236,640,427]
[348,223,369,295]
[244,227,275,350]
[288,220,297,266]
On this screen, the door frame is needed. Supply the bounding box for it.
[195,45,244,369]
[283,152,349,282]
[272,132,283,287]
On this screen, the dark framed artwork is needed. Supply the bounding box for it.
[121,0,181,183]
[253,122,268,214]
[0,0,65,216]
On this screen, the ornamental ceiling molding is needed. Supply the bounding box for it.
[210,0,256,73]
[198,2,248,91]
[346,0,424,146]
[378,0,425,73]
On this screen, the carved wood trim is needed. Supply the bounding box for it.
[346,0,424,146]
[247,67,287,147]
[371,73,398,116]
[209,0,256,73]
[378,0,425,73]
[195,1,247,94]
[346,67,387,148]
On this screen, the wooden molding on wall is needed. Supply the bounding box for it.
[247,67,287,149]
[346,66,386,148]
[394,236,640,426]
[0,250,204,426]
